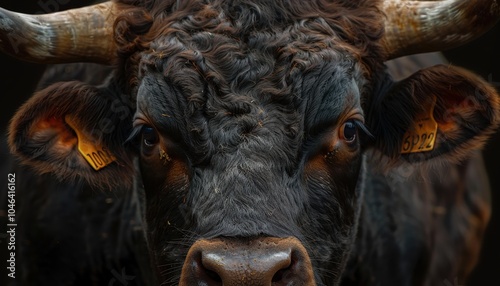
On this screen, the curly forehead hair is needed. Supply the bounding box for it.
[114,0,385,89]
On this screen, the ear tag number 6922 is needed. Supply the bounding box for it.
[401,96,438,154]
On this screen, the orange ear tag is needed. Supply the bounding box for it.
[65,115,116,171]
[401,96,438,154]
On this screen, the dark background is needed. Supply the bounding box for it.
[0,1,499,285]
[443,18,500,286]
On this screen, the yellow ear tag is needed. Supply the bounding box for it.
[65,116,116,171]
[401,96,438,154]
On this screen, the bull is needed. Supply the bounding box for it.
[1,0,499,285]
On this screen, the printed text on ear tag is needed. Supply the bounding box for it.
[65,115,116,171]
[401,96,438,154]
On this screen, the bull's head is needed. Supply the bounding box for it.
[1,0,499,285]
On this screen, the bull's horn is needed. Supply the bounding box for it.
[382,0,500,60]
[0,1,119,64]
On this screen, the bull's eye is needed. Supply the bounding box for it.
[340,120,358,144]
[142,125,159,147]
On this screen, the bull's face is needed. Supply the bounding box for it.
[2,1,500,285]
[133,33,369,283]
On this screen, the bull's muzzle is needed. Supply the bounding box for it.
[180,237,316,285]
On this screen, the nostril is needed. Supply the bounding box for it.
[185,252,223,286]
[204,269,222,283]
[272,257,295,283]
[271,254,301,284]
[272,267,289,282]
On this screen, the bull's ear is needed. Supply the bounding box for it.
[8,80,136,189]
[369,64,500,163]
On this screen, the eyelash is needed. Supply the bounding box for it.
[126,125,147,151]
[352,120,373,139]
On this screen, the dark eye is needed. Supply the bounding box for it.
[142,125,159,147]
[340,120,358,144]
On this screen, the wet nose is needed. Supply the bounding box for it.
[179,237,315,286]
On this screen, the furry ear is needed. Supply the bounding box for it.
[8,80,136,189]
[369,64,500,164]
